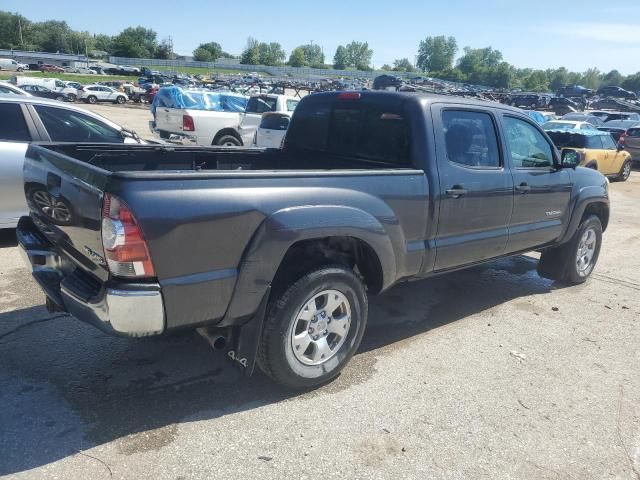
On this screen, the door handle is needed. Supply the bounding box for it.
[516,182,531,193]
[445,186,467,198]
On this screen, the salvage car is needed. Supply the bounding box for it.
[18,91,610,388]
[557,85,595,98]
[546,129,632,180]
[0,81,31,96]
[561,113,605,126]
[0,96,146,229]
[596,85,637,100]
[542,120,598,131]
[597,120,640,142]
[19,85,70,101]
[78,85,128,104]
[253,112,291,148]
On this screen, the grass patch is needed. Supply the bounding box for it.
[140,65,271,76]
[0,71,131,84]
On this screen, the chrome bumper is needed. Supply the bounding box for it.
[17,216,165,337]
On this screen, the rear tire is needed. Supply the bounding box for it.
[537,215,602,284]
[87,95,97,104]
[55,95,64,102]
[257,265,368,389]
[116,96,126,104]
[216,135,241,147]
[67,93,76,102]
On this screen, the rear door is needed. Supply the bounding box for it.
[432,106,513,270]
[501,115,572,251]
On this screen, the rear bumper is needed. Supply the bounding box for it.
[148,121,199,146]
[17,216,165,337]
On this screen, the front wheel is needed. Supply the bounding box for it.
[87,95,97,104]
[55,95,64,102]
[116,96,126,104]
[257,266,368,388]
[538,215,602,284]
[67,93,76,102]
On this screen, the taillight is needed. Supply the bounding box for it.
[101,193,155,278]
[182,114,195,131]
[337,91,361,100]
[619,132,626,145]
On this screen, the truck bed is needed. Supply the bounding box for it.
[41,144,415,174]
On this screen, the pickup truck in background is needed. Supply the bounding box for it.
[151,90,299,147]
[18,91,609,388]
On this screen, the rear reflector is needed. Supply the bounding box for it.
[102,193,155,278]
[183,114,195,131]
[337,92,361,100]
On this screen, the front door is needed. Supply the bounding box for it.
[501,115,572,252]
[433,107,514,270]
[600,133,625,175]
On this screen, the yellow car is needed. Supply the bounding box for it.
[547,130,632,181]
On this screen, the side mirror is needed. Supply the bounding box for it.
[617,144,625,151]
[561,149,580,169]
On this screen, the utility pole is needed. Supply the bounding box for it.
[18,18,23,49]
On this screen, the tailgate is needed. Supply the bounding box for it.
[23,144,111,282]
[155,107,186,133]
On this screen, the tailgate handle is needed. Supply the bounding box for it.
[445,186,467,199]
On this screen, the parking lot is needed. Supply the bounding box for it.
[1,103,640,480]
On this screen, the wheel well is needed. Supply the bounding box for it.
[272,237,384,295]
[212,128,242,146]
[582,202,609,231]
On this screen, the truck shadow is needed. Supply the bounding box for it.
[0,228,17,248]
[0,254,562,475]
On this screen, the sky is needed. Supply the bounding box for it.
[3,0,640,74]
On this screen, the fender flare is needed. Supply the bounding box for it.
[221,205,399,324]
[559,185,609,243]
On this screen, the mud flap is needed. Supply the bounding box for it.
[226,287,271,377]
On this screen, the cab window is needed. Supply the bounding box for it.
[34,105,123,143]
[442,110,500,168]
[504,116,554,168]
[0,103,31,141]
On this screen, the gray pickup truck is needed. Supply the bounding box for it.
[18,91,610,388]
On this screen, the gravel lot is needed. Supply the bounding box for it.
[1,104,639,479]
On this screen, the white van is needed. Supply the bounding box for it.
[11,76,79,100]
[0,58,25,72]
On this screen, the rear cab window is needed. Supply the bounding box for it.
[260,114,290,131]
[246,96,278,114]
[286,94,412,166]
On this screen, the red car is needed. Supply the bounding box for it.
[39,64,65,73]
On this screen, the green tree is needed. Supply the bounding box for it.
[93,33,113,54]
[333,45,348,70]
[580,67,601,89]
[0,12,31,49]
[622,73,640,92]
[31,20,72,52]
[240,37,260,64]
[194,41,224,61]
[345,41,373,69]
[601,69,623,87]
[288,47,306,67]
[154,37,174,59]
[111,26,158,58]
[193,47,213,62]
[392,58,415,72]
[522,70,549,92]
[380,64,393,71]
[301,44,324,66]
[416,36,457,72]
[548,67,569,91]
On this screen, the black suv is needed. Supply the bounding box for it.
[596,86,637,100]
